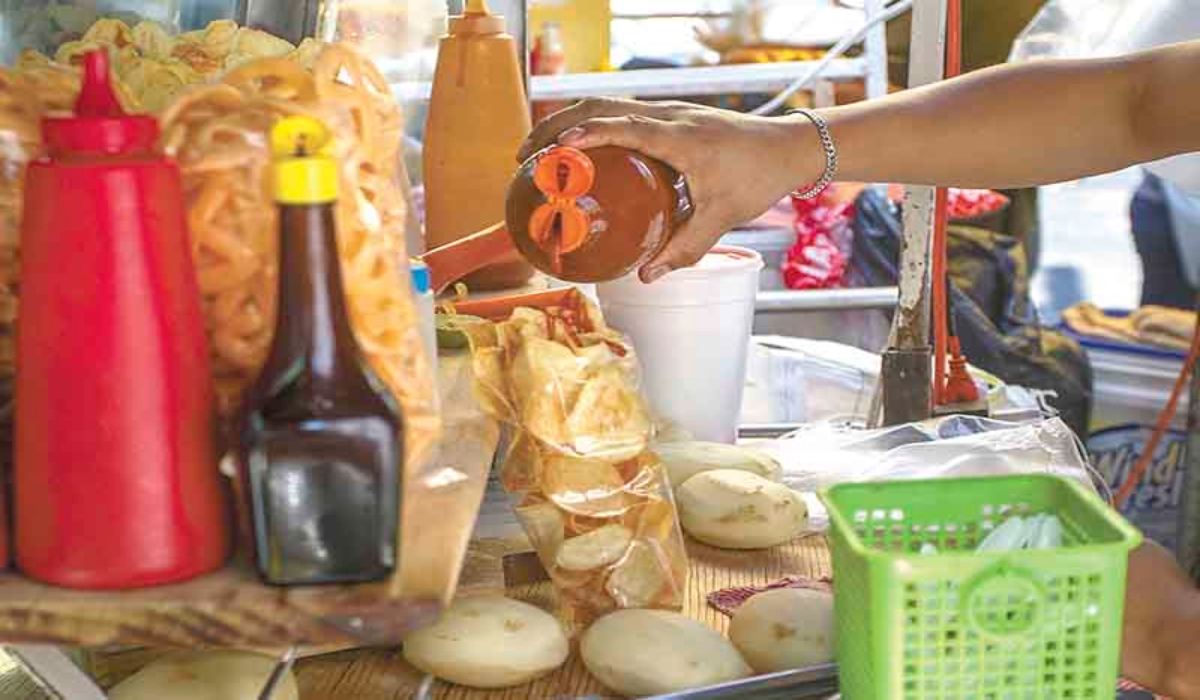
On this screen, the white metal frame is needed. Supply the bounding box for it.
[893,0,946,349]
[392,58,871,102]
[391,1,894,104]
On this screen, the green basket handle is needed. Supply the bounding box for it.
[960,560,1047,639]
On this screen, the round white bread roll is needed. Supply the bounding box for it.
[656,442,782,490]
[403,596,569,689]
[676,469,807,549]
[109,651,299,700]
[729,588,835,673]
[581,609,750,696]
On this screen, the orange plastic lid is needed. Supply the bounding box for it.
[528,146,596,270]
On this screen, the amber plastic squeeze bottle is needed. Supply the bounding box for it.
[236,116,404,586]
[423,0,534,291]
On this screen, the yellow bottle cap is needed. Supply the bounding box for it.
[271,115,339,205]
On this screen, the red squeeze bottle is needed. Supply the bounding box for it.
[14,51,230,589]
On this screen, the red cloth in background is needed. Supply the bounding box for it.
[777,186,1008,291]
[782,190,852,290]
[945,188,1009,220]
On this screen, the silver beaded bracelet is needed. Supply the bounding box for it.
[787,108,838,200]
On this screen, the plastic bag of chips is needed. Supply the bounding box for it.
[458,290,689,627]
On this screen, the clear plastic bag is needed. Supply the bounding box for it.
[510,440,688,627]
[0,70,40,399]
[462,293,689,627]
[463,298,653,464]
[760,416,1103,529]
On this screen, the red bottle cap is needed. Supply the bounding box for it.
[42,50,159,156]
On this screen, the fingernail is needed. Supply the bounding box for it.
[558,127,586,145]
[641,265,669,284]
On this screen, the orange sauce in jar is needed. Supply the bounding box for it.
[506,145,692,283]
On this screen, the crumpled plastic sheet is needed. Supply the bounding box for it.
[757,416,1104,529]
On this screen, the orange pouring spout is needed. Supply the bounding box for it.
[527,146,594,273]
[421,221,515,295]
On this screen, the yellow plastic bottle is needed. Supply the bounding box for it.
[423,0,534,291]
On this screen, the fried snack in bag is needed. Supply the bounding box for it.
[159,46,417,416]
[133,21,176,60]
[605,539,671,608]
[159,45,440,598]
[542,452,633,518]
[467,297,650,462]
[21,18,304,114]
[0,71,42,399]
[463,295,688,627]
[3,35,448,598]
[555,524,633,571]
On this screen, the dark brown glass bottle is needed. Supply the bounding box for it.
[237,117,403,586]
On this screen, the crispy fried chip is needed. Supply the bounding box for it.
[15,50,53,72]
[54,40,106,66]
[121,58,197,112]
[501,432,543,493]
[555,524,633,571]
[287,38,325,70]
[564,512,613,537]
[170,41,223,75]
[468,346,509,418]
[566,365,651,461]
[510,337,583,448]
[82,18,134,48]
[196,19,240,57]
[225,28,297,70]
[541,452,632,518]
[132,20,175,59]
[506,307,552,342]
[515,499,565,559]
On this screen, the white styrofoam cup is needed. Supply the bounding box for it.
[597,245,763,444]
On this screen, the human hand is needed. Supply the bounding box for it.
[519,98,822,283]
[1121,541,1200,698]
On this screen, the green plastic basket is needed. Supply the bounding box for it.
[820,474,1142,700]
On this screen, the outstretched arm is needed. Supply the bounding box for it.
[521,41,1200,279]
[827,41,1200,189]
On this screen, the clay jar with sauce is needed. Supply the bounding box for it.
[506,145,693,283]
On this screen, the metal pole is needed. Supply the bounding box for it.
[880,0,946,426]
[863,0,889,100]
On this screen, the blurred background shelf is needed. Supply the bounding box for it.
[389,57,868,101]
